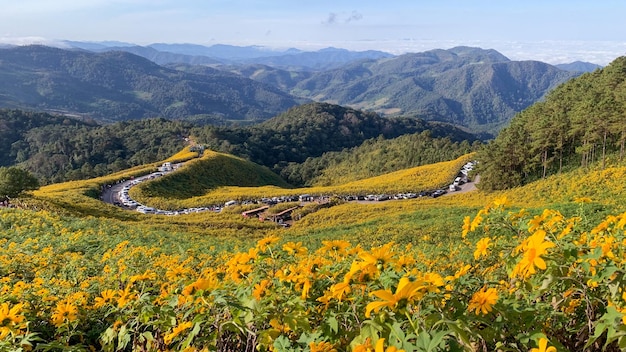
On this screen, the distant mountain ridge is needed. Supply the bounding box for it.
[65,41,393,71]
[0,45,303,123]
[233,46,580,134]
[1,42,588,134]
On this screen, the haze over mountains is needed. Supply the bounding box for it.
[0,42,593,134]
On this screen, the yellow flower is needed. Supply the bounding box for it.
[462,216,471,238]
[467,287,498,315]
[129,270,157,283]
[454,264,472,278]
[93,289,117,309]
[395,255,416,272]
[182,276,217,296]
[0,302,26,339]
[320,240,351,257]
[511,230,555,278]
[359,242,396,271]
[470,213,483,232]
[163,321,194,345]
[352,338,373,352]
[365,277,424,318]
[51,300,78,327]
[492,195,509,208]
[375,338,406,352]
[328,281,351,302]
[473,237,492,260]
[117,286,136,308]
[309,341,337,352]
[530,337,556,352]
[253,279,271,300]
[256,235,279,251]
[282,241,308,256]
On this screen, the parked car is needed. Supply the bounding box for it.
[431,190,447,198]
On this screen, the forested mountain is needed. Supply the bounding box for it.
[235,47,579,134]
[190,102,478,185]
[2,103,477,186]
[0,110,191,184]
[0,45,303,123]
[477,55,626,191]
[555,61,602,73]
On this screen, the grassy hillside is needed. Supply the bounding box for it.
[131,150,292,200]
[282,132,479,186]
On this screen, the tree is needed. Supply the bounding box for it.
[0,167,40,199]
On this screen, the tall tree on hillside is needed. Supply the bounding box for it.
[601,57,626,161]
[615,78,626,160]
[477,120,529,191]
[568,75,596,168]
[0,167,40,199]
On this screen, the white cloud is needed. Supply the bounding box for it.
[0,36,70,48]
[322,10,364,25]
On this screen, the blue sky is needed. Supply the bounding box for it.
[0,0,624,64]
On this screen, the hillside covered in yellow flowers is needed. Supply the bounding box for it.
[2,55,626,351]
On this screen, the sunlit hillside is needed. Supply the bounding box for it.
[128,150,473,210]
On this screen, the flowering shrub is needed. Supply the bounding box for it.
[1,196,626,351]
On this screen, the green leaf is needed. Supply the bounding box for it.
[327,315,339,335]
[427,330,448,351]
[117,324,131,351]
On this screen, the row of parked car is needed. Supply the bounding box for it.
[113,160,477,215]
[116,164,232,216]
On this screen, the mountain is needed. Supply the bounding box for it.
[236,47,394,71]
[70,42,394,71]
[96,45,222,66]
[555,61,602,73]
[0,45,303,123]
[148,43,302,60]
[236,46,579,134]
[62,40,136,50]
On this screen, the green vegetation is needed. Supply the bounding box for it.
[0,109,191,184]
[282,131,479,186]
[0,166,39,199]
[191,102,478,185]
[132,150,291,200]
[3,44,625,352]
[478,56,626,191]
